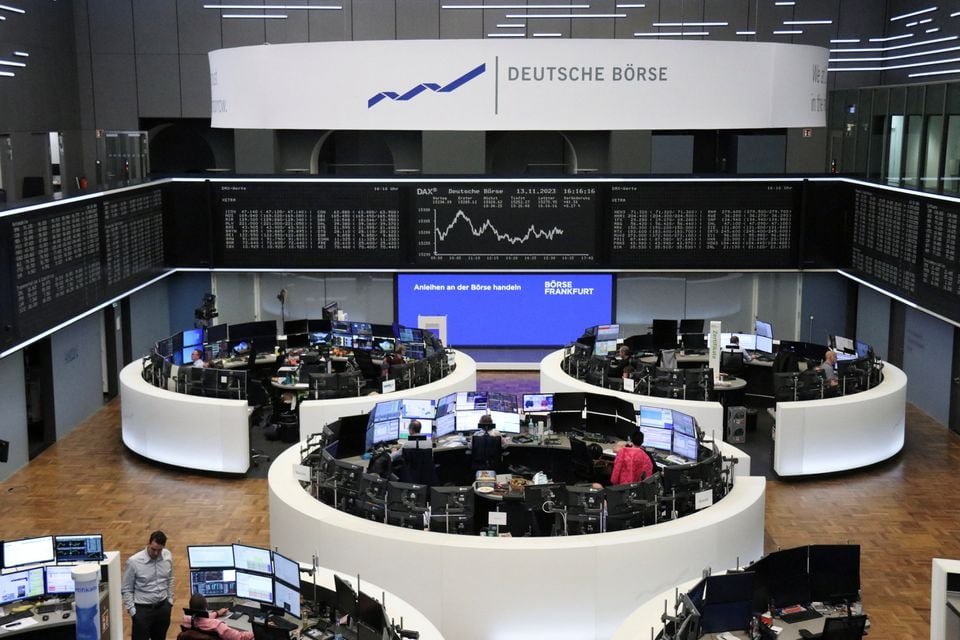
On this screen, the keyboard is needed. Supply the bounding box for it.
[779,608,822,624]
[231,604,262,618]
[35,604,59,614]
[0,610,34,626]
[268,615,298,630]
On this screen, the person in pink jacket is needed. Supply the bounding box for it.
[181,594,254,640]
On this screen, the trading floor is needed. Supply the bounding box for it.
[0,371,954,640]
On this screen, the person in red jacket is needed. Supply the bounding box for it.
[182,594,253,640]
[610,431,655,485]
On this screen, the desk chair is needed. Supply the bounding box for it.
[470,433,504,472]
[569,437,608,484]
[720,351,745,375]
[799,615,867,640]
[400,439,438,486]
[658,349,678,369]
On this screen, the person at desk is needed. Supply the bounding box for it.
[385,344,406,366]
[123,530,174,640]
[610,431,655,485]
[181,594,253,640]
[724,335,753,362]
[190,349,208,368]
[402,420,431,448]
[819,350,839,390]
[469,415,506,471]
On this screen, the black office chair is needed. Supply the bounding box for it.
[720,351,745,375]
[569,437,608,483]
[400,438,437,486]
[245,379,272,428]
[470,433,504,472]
[799,615,867,640]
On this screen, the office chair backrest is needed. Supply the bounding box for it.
[471,434,503,469]
[659,349,678,369]
[821,614,868,640]
[401,445,435,486]
[720,351,745,374]
[569,437,592,465]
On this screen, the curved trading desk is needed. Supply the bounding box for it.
[121,360,251,473]
[772,362,906,476]
[269,444,765,640]
[298,350,477,441]
[539,350,727,444]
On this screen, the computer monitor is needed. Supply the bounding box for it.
[283,319,308,336]
[751,546,810,609]
[54,534,104,563]
[436,392,457,418]
[678,319,704,335]
[488,410,521,434]
[272,551,300,589]
[808,544,860,603]
[638,421,672,451]
[0,568,44,605]
[355,591,386,633]
[487,392,518,413]
[2,535,55,570]
[638,405,673,429]
[230,320,277,341]
[401,399,436,420]
[435,413,456,438]
[369,418,400,447]
[593,339,618,357]
[672,411,696,438]
[321,301,339,321]
[455,391,487,411]
[523,483,566,511]
[206,323,228,343]
[273,580,301,619]
[455,409,487,432]
[386,482,429,511]
[522,393,554,413]
[832,335,855,353]
[755,334,773,354]
[652,319,679,350]
[565,485,604,512]
[233,544,273,575]
[351,322,373,337]
[731,333,756,351]
[190,569,237,598]
[236,570,273,604]
[430,486,474,514]
[604,477,658,517]
[595,324,620,341]
[333,574,356,617]
[699,572,755,634]
[855,340,871,359]
[187,545,235,569]
[755,319,773,339]
[672,432,699,461]
[44,565,75,595]
[182,327,204,348]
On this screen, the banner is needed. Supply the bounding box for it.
[209,39,828,131]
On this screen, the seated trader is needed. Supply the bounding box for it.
[724,335,753,362]
[819,349,839,390]
[385,344,406,367]
[400,420,436,485]
[610,431,655,485]
[402,420,431,448]
[367,444,401,480]
[181,594,253,640]
[470,415,505,471]
[608,345,632,377]
[190,349,208,368]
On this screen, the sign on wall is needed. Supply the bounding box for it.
[209,39,828,131]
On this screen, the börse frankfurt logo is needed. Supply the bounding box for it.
[368,63,486,108]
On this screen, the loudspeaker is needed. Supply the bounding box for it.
[0,439,9,463]
[726,406,746,444]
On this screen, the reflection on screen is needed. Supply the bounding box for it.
[44,566,75,595]
[233,544,272,574]
[638,406,673,430]
[400,417,433,439]
[188,545,235,569]
[488,411,520,434]
[455,409,487,432]
[274,580,301,619]
[523,394,554,413]
[435,414,456,438]
[401,399,436,419]
[236,570,273,604]
[640,425,672,451]
[272,552,300,589]
[672,432,699,460]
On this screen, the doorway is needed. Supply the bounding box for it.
[23,339,56,458]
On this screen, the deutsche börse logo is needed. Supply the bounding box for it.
[544,279,595,296]
[368,63,486,108]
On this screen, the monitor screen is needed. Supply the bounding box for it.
[672,432,699,461]
[372,400,402,422]
[487,392,518,413]
[0,568,44,605]
[488,410,521,434]
[808,544,860,602]
[273,579,302,619]
[2,535,55,570]
[436,393,457,418]
[755,335,773,354]
[455,409,487,432]
[855,340,870,359]
[672,411,696,438]
[731,333,756,351]
[233,544,272,574]
[456,391,487,411]
[272,551,300,589]
[235,570,273,604]
[639,424,672,451]
[679,319,704,334]
[351,322,373,337]
[595,324,620,341]
[182,327,204,348]
[188,545,235,569]
[755,319,773,339]
[372,419,400,446]
[190,569,237,598]
[400,417,432,439]
[523,393,554,413]
[638,406,673,430]
[652,319,679,350]
[593,339,618,358]
[435,413,456,438]
[44,566,76,595]
[833,335,855,353]
[54,534,104,563]
[401,399,436,420]
[206,323,228,342]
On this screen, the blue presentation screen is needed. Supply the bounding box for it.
[397,273,613,346]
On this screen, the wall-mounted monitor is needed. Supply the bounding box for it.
[233,544,272,574]
[2,535,55,570]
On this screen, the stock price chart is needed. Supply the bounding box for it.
[413,184,598,266]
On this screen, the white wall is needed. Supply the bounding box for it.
[50,313,104,439]
[0,351,28,482]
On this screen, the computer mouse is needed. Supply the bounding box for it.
[42,615,49,621]
[62,613,70,619]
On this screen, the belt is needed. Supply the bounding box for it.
[136,601,168,610]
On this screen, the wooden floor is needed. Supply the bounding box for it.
[1,374,957,639]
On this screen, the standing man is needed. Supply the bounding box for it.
[122,531,174,640]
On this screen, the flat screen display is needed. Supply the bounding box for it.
[435,413,456,438]
[755,335,773,354]
[190,569,237,598]
[639,424,672,451]
[488,410,521,434]
[272,551,300,589]
[54,534,104,563]
[2,536,55,570]
[233,544,272,574]
[372,400,401,422]
[672,411,696,438]
[855,340,870,358]
[182,328,204,347]
[593,339,618,357]
[188,545,235,569]
[44,566,75,595]
[401,399,436,419]
[755,319,773,338]
[397,273,613,346]
[436,393,457,417]
[638,406,673,430]
[274,580,302,619]
[235,570,273,604]
[731,333,756,351]
[372,419,400,446]
[833,335,855,352]
[455,392,485,411]
[672,432,699,461]
[522,394,554,413]
[455,409,487,432]
[0,568,44,605]
[595,324,620,340]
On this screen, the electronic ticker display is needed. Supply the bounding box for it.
[610,182,799,267]
[413,183,598,266]
[212,182,403,267]
[849,187,921,298]
[101,187,166,298]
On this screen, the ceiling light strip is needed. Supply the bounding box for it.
[487,32,525,37]
[830,38,860,43]
[616,3,646,7]
[505,13,626,18]
[204,3,341,8]
[444,4,590,8]
[0,70,14,77]
[928,28,941,33]
[652,21,728,26]
[908,67,960,77]
[831,35,955,52]
[0,4,26,14]
[869,33,914,42]
[830,44,960,63]
[13,51,28,57]
[890,6,937,21]
[221,14,288,18]
[736,30,757,35]
[634,31,709,36]
[0,60,26,67]
[533,32,563,37]
[829,56,960,71]
[773,30,803,35]
[783,20,832,25]
[496,23,525,28]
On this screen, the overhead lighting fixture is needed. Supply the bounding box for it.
[0,59,27,67]
[952,11,960,17]
[890,6,937,21]
[928,28,941,33]
[204,3,341,8]
[869,33,914,42]
[909,67,960,77]
[829,44,960,63]
[445,3,590,8]
[533,32,563,37]
[774,30,803,35]
[0,4,26,14]
[652,22,728,27]
[906,21,919,27]
[736,30,757,35]
[634,31,709,36]
[829,55,960,71]
[775,1,795,5]
[487,32,524,37]
[496,23,525,28]
[830,35,955,53]
[920,18,933,24]
[0,70,14,77]
[616,3,646,7]
[221,13,287,18]
[831,38,861,43]
[13,51,28,57]
[784,20,833,25]
[505,13,626,18]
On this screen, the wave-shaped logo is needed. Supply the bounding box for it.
[368,63,486,108]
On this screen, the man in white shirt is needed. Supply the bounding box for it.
[121,531,174,640]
